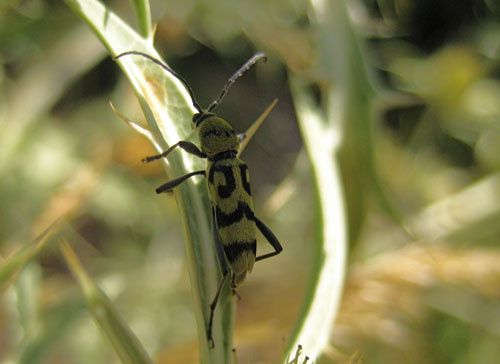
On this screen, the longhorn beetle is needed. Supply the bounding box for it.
[115,51,283,347]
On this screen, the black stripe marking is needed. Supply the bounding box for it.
[215,201,254,228]
[209,150,237,162]
[213,164,236,199]
[208,165,215,185]
[223,240,256,264]
[239,164,251,196]
[202,128,234,139]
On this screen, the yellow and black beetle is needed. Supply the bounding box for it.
[116,51,283,347]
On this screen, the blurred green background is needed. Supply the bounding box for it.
[1,0,500,363]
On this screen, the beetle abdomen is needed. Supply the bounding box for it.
[207,158,256,286]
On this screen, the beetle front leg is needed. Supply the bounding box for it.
[143,141,206,163]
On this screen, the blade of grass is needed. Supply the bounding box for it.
[64,0,234,361]
[283,0,390,359]
[18,299,84,364]
[109,101,156,144]
[238,98,278,156]
[131,0,152,39]
[410,171,500,241]
[0,220,62,292]
[59,239,154,364]
[285,79,347,362]
[312,0,411,242]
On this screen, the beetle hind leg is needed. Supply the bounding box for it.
[207,272,229,349]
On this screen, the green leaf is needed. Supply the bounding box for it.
[238,98,278,156]
[60,239,153,364]
[131,0,152,39]
[311,0,409,242]
[64,0,234,361]
[0,221,60,292]
[286,79,347,362]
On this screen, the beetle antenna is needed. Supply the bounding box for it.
[206,52,267,113]
[115,51,203,112]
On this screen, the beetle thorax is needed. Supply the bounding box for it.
[197,115,239,156]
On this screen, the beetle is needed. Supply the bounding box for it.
[115,51,283,347]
